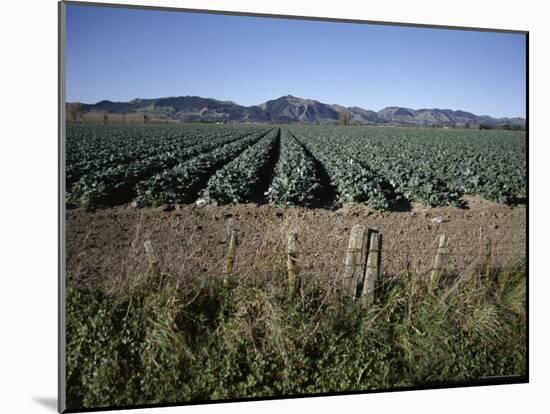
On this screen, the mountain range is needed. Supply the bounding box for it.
[70,95,525,127]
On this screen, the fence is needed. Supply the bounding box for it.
[141,222,525,306]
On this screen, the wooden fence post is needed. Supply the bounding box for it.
[430,234,448,293]
[287,232,299,295]
[224,230,237,288]
[144,240,161,287]
[342,224,366,299]
[362,230,382,306]
[481,238,492,278]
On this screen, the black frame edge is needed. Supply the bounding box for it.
[58,1,67,413]
[525,30,530,383]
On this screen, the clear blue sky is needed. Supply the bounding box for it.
[66,4,526,118]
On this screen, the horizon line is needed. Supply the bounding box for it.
[66,94,526,120]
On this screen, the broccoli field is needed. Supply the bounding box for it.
[65,123,527,410]
[65,123,526,210]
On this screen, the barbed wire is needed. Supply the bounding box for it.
[130,227,527,278]
[175,254,525,273]
[194,263,510,280]
[258,243,525,257]
[178,248,525,260]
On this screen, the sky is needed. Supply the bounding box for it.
[65,4,526,118]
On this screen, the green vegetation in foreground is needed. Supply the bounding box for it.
[66,264,526,410]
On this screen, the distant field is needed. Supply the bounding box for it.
[65,124,526,210]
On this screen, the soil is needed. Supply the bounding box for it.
[66,195,526,289]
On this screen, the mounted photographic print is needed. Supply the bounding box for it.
[58,1,528,412]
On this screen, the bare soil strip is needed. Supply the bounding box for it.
[66,196,526,289]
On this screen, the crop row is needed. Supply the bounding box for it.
[317,129,460,207]
[65,124,526,209]
[66,124,259,189]
[66,127,265,207]
[265,129,321,206]
[289,125,525,206]
[293,130,393,210]
[133,129,275,207]
[201,129,280,204]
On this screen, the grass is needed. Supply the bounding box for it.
[65,260,526,410]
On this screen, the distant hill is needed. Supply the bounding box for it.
[69,95,525,127]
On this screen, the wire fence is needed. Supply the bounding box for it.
[69,214,525,294]
[128,223,526,307]
[138,224,525,289]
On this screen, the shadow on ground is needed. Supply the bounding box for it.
[33,397,57,412]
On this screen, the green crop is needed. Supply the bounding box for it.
[66,124,526,210]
